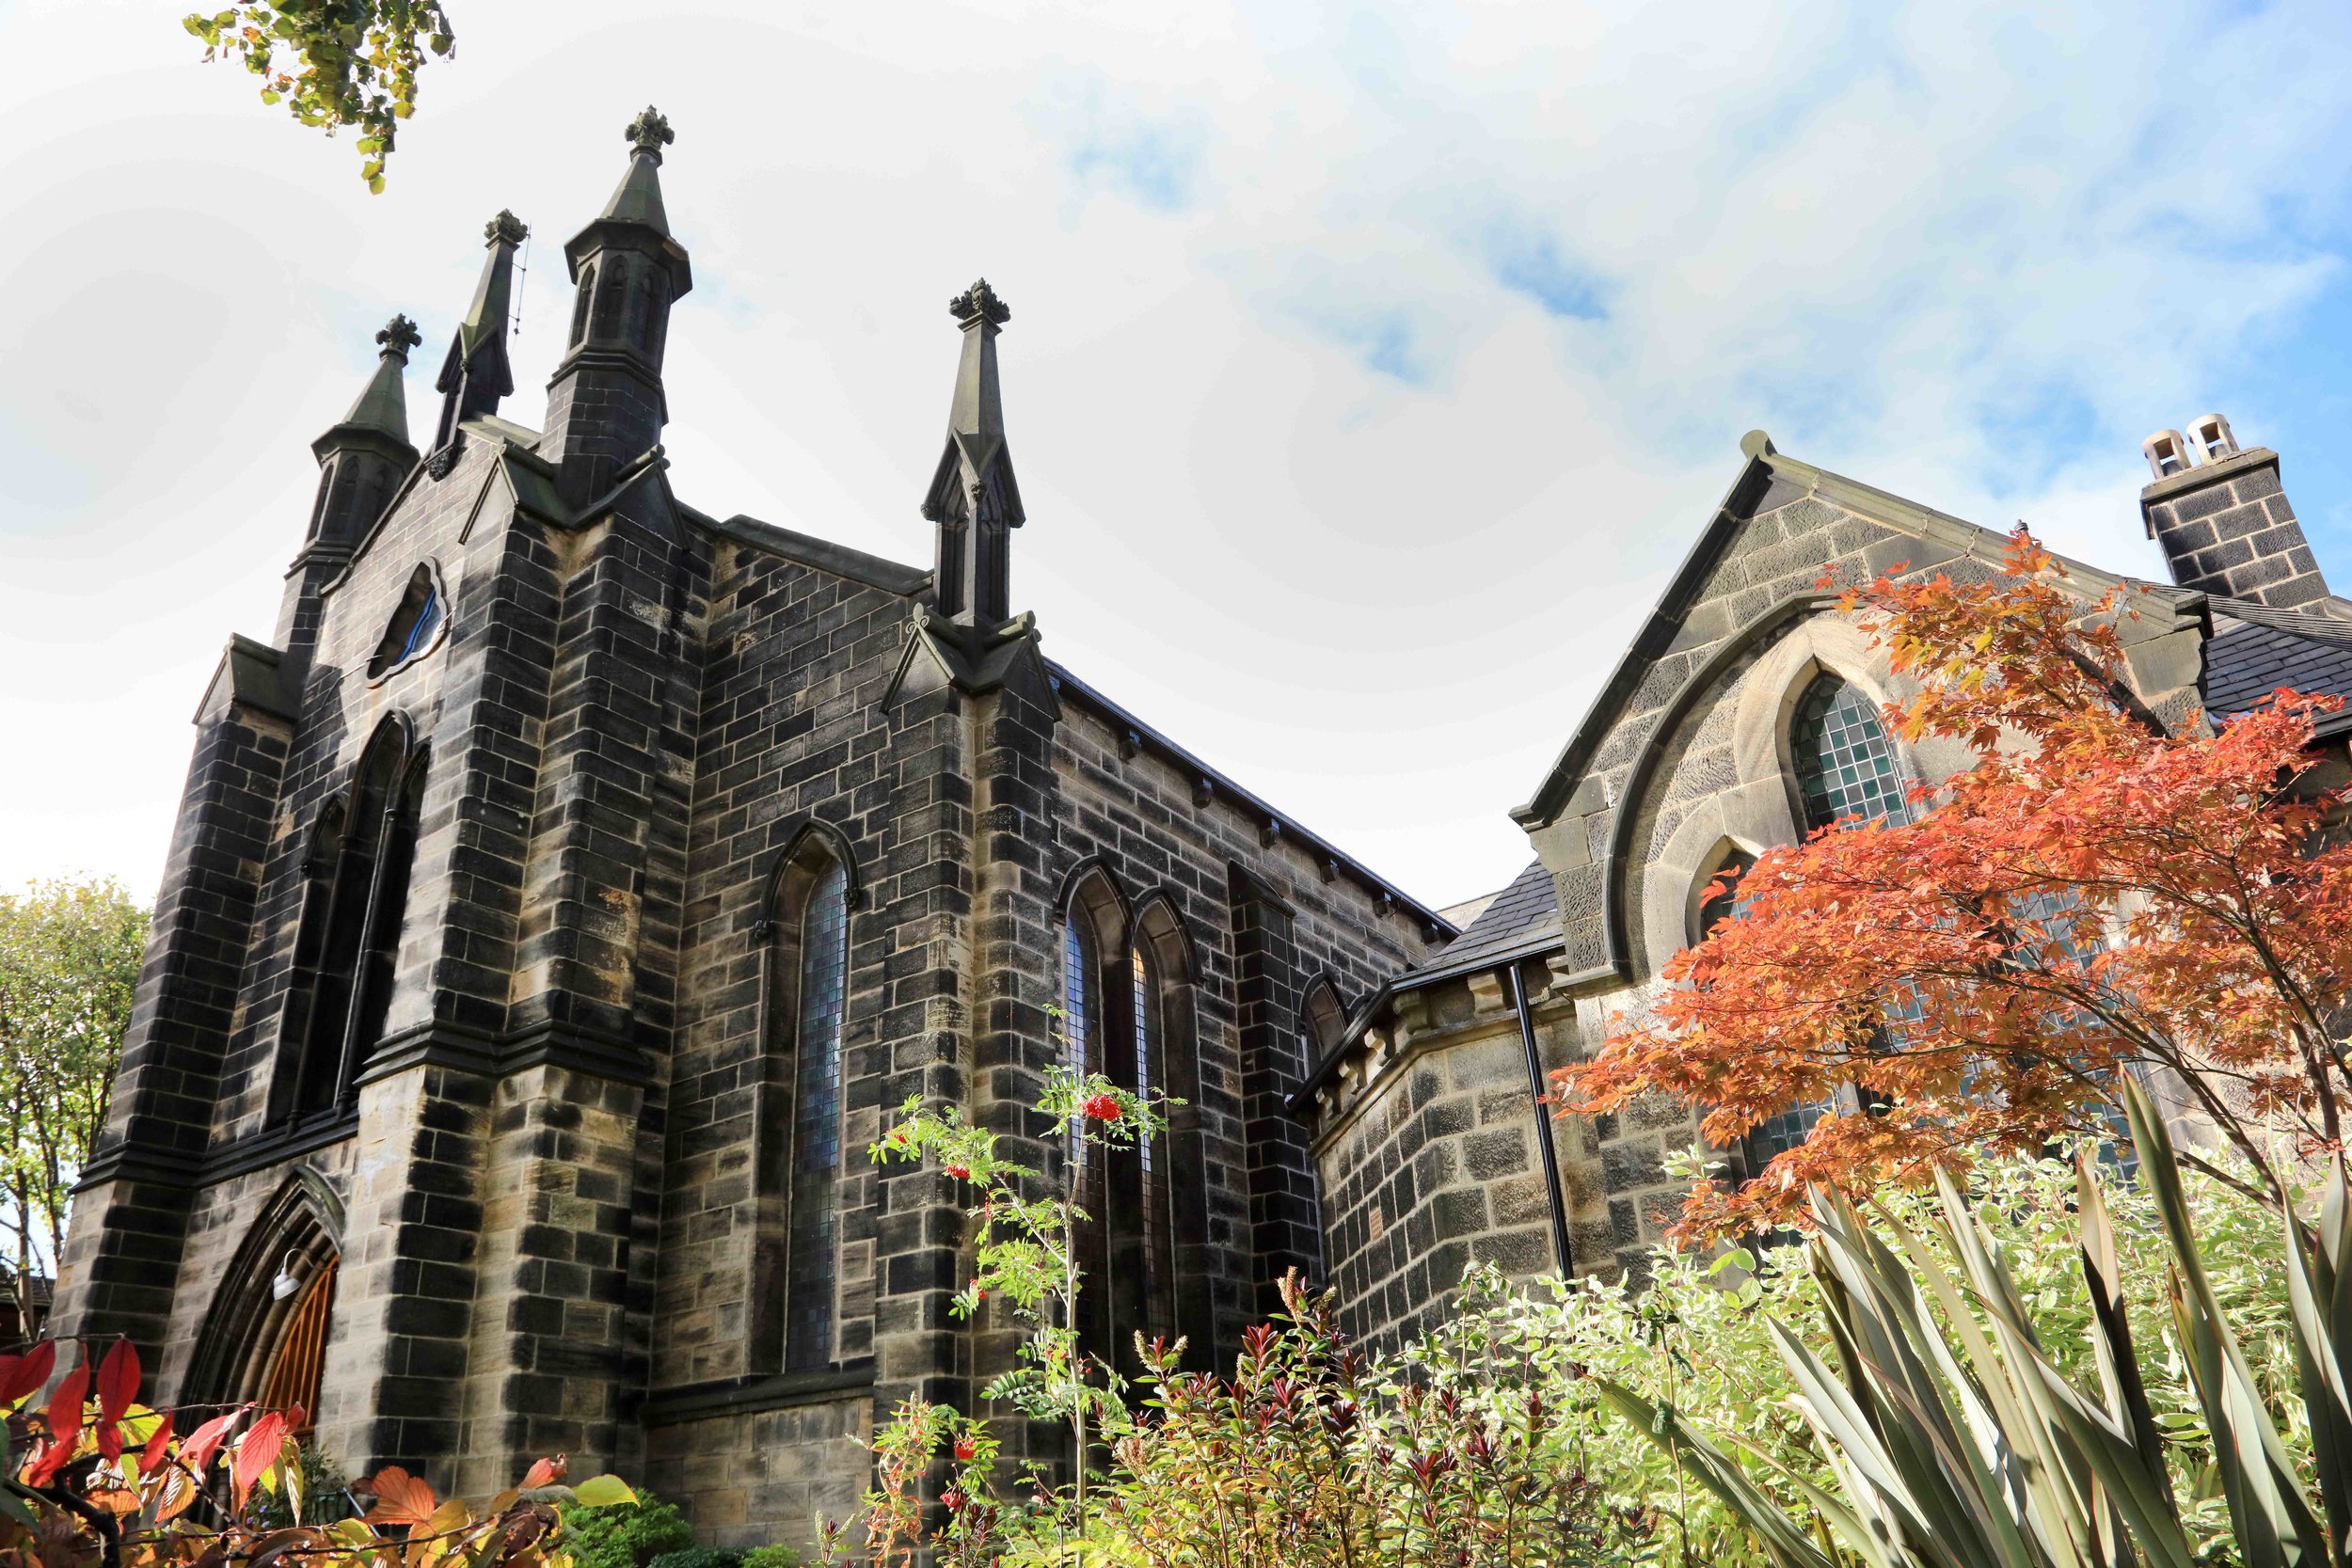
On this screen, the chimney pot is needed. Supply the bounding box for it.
[2142,429,2192,482]
[2187,413,2238,465]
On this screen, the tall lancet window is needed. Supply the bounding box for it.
[785,859,850,1372]
[1062,917,1094,1169]
[280,719,426,1123]
[1122,942,1176,1351]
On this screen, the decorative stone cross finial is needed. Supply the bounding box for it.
[948,277,1010,327]
[484,209,529,247]
[627,106,675,159]
[375,313,422,360]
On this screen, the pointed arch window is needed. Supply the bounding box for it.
[1740,674,1914,1186]
[568,261,598,348]
[784,858,850,1372]
[1695,847,1757,942]
[1299,978,1346,1064]
[1120,940,1175,1351]
[279,723,427,1122]
[1791,673,1911,832]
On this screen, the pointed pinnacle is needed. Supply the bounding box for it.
[375,314,422,361]
[627,105,675,162]
[949,278,1010,327]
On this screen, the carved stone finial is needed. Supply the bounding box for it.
[627,105,675,159]
[948,277,1010,327]
[485,209,529,247]
[375,313,422,360]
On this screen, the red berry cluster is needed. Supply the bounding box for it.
[1081,1092,1123,1122]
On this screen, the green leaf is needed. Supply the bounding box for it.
[570,1474,636,1508]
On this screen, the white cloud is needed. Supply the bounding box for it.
[3,0,2350,911]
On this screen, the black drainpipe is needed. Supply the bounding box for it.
[1504,959,1574,1276]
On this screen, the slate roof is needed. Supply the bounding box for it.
[1405,859,1560,981]
[2198,594,2352,721]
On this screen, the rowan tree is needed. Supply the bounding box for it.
[1559,528,2352,1240]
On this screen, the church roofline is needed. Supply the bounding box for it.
[691,509,932,596]
[1043,660,1455,939]
[1510,432,2143,832]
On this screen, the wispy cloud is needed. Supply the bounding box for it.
[7,1,2352,908]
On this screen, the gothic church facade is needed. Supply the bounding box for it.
[52,113,1450,1533]
[54,110,2352,1547]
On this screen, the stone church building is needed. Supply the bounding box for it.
[51,111,2352,1543]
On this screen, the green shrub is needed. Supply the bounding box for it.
[1402,1142,2296,1568]
[556,1496,695,1568]
[739,1548,800,1568]
[644,1548,742,1568]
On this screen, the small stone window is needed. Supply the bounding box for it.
[1694,848,1756,941]
[368,564,448,680]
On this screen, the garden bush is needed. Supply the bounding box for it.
[644,1546,744,1568]
[739,1547,801,1568]
[558,1494,696,1568]
[1407,1142,2296,1568]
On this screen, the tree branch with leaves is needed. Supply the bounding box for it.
[1561,527,2352,1241]
[183,2,455,191]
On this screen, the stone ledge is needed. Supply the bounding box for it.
[637,1362,877,1427]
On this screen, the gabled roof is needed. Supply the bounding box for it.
[1514,432,2150,832]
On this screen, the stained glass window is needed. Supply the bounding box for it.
[396,587,442,663]
[1063,918,1092,1170]
[1791,673,1912,832]
[785,860,849,1372]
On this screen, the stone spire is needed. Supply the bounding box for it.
[921,278,1025,627]
[328,313,421,450]
[541,106,693,505]
[428,211,528,470]
[278,314,424,653]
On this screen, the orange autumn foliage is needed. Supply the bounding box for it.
[1558,527,2352,1241]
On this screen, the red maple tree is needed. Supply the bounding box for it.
[1559,529,2352,1240]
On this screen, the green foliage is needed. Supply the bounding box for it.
[644,1548,742,1568]
[867,1062,1176,1536]
[557,1494,695,1568]
[0,876,145,1340]
[1388,1138,2296,1568]
[1590,1079,2343,1568]
[1096,1270,1623,1565]
[181,1,455,190]
[738,1548,800,1568]
[250,1439,358,1528]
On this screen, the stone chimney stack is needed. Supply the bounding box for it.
[2139,414,2332,610]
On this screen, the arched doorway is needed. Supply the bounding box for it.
[186,1169,344,1433]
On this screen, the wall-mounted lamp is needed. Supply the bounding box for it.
[270,1250,303,1303]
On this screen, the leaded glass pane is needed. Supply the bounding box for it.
[1131,946,1172,1342]
[785,860,848,1371]
[1791,674,1912,833]
[1063,919,1091,1170]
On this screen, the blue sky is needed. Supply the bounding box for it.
[4,0,2352,910]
